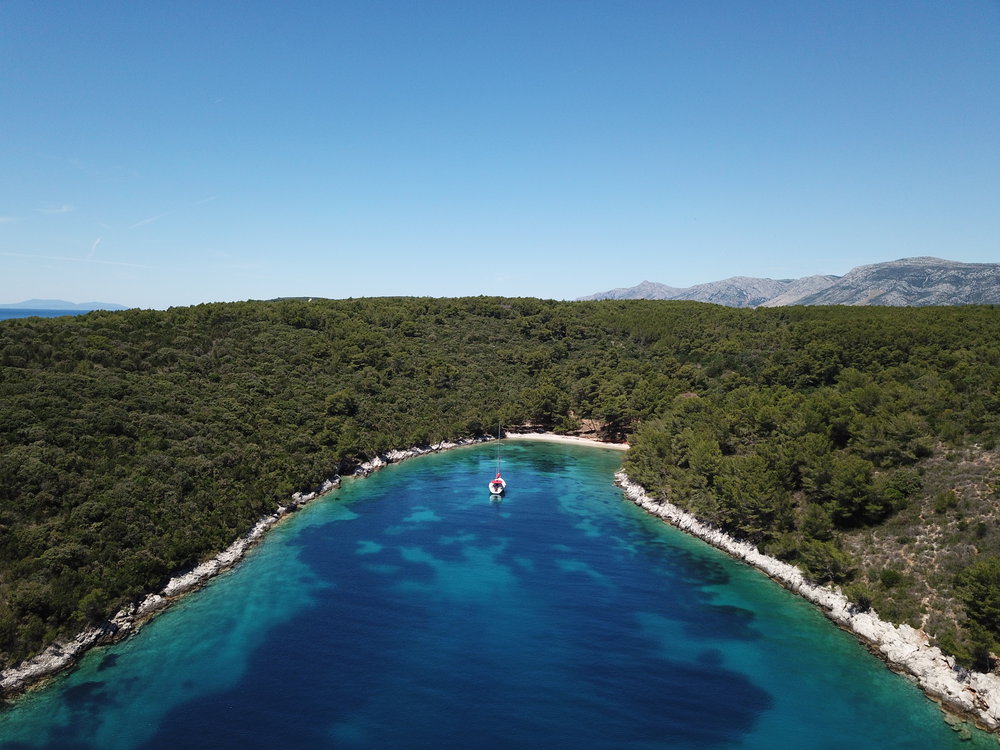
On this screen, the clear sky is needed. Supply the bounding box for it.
[2,1,997,308]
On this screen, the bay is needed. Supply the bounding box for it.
[0,442,993,749]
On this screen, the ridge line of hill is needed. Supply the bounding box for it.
[579,257,1000,307]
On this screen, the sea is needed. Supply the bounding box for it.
[0,441,995,749]
[0,310,94,321]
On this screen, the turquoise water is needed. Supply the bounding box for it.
[0,442,994,749]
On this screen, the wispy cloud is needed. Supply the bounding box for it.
[130,212,171,229]
[89,237,103,258]
[128,196,217,230]
[0,216,18,224]
[1,250,157,270]
[37,204,76,215]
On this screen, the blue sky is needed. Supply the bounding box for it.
[2,1,997,308]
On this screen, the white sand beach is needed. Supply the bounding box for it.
[505,432,630,451]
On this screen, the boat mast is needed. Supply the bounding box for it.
[496,421,502,475]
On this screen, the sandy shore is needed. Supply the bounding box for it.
[505,431,630,451]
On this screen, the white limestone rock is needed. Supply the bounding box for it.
[0,434,493,700]
[0,627,106,695]
[136,594,168,618]
[614,470,1000,732]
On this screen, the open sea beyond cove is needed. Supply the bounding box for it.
[0,442,994,749]
[0,310,92,320]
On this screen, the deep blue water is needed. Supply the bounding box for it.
[0,442,993,749]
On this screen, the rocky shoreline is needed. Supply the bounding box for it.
[615,471,1000,734]
[0,437,490,701]
[9,435,996,736]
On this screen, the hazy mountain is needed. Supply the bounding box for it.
[789,257,1000,306]
[581,257,1000,307]
[756,275,841,307]
[0,299,128,310]
[665,276,791,307]
[578,281,686,300]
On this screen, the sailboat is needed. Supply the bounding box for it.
[488,424,506,496]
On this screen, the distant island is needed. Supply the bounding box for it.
[0,299,128,311]
[580,257,1000,307]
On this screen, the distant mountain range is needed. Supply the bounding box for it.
[579,257,1000,307]
[0,299,127,311]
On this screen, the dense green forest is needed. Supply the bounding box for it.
[2,298,1000,675]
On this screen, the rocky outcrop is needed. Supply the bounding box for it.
[153,477,346,603]
[351,437,490,477]
[0,437,494,700]
[615,471,1000,732]
[0,627,112,697]
[0,599,139,696]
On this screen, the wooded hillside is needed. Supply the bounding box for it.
[2,298,999,672]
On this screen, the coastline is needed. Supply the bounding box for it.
[0,436,494,702]
[505,431,629,451]
[9,430,993,735]
[615,471,1000,733]
[0,431,626,701]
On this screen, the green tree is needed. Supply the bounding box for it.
[958,557,1000,640]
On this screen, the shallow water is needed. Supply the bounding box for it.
[1,442,994,749]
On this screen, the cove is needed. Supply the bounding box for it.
[0,441,994,749]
